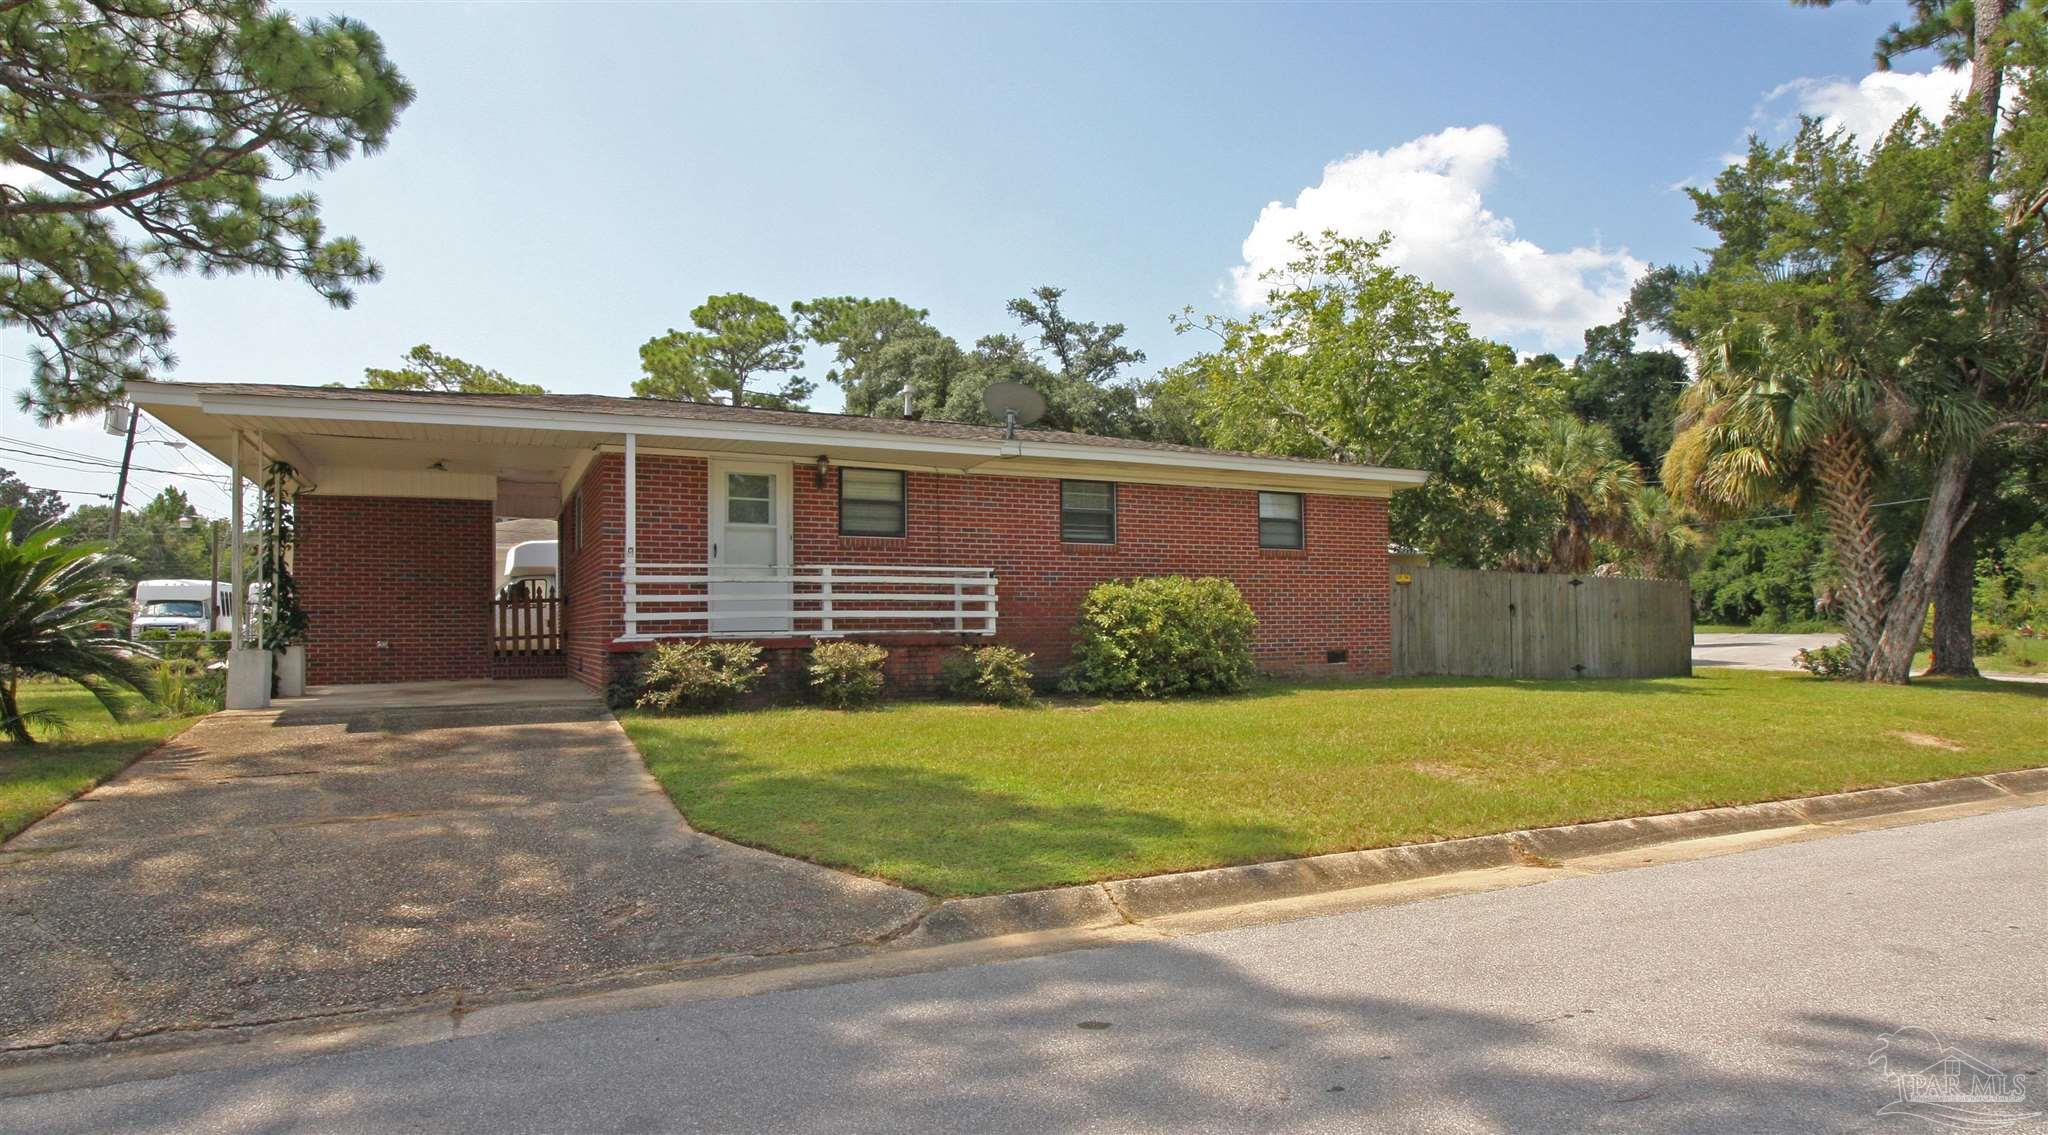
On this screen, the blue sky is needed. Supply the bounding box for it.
[2,1,1960,517]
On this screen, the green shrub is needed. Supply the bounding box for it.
[940,645,1036,705]
[1973,624,2006,656]
[139,630,230,663]
[634,641,766,713]
[808,641,888,709]
[155,659,225,716]
[1794,642,1857,679]
[1067,576,1258,699]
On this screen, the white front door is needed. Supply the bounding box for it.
[708,461,792,634]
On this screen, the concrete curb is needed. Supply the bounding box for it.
[1787,776,2008,822]
[894,886,1126,948]
[905,767,2048,938]
[1102,833,1523,921]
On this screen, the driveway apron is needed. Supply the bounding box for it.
[0,684,925,1051]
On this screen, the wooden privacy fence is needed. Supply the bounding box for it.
[493,594,562,656]
[1390,567,1692,679]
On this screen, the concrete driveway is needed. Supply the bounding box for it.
[1692,631,1842,671]
[0,681,925,1052]
[1693,632,2048,682]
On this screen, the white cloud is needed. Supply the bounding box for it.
[1761,67,1968,146]
[1230,125,1643,356]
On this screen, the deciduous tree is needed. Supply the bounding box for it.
[1162,232,1565,567]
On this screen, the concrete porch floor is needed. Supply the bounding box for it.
[284,679,596,714]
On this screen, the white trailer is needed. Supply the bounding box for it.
[500,539,559,597]
[131,579,232,637]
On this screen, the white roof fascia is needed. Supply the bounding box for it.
[129,384,1430,492]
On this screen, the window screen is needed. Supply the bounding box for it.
[1258,492,1304,548]
[1061,481,1116,543]
[839,468,906,537]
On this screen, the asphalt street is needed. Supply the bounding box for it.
[5,805,2042,1133]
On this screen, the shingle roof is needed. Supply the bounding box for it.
[152,381,1395,473]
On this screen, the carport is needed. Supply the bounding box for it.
[129,383,592,704]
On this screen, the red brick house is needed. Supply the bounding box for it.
[129,382,1428,695]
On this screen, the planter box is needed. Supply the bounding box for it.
[226,648,272,710]
[275,644,306,698]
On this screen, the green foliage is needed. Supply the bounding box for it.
[0,508,160,743]
[252,462,306,648]
[56,486,218,583]
[1976,522,2048,629]
[1973,624,2007,656]
[792,296,938,415]
[1690,516,1837,628]
[1521,416,1643,575]
[0,470,66,543]
[633,641,766,714]
[807,641,888,709]
[154,658,224,716]
[797,287,1168,438]
[3,0,415,420]
[1567,318,1686,472]
[1794,642,1859,679]
[362,344,543,394]
[1163,232,1566,567]
[137,629,230,662]
[939,645,1036,705]
[1066,576,1258,699]
[635,293,812,409]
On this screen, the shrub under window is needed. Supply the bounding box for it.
[1258,492,1303,549]
[1061,480,1116,543]
[839,468,906,537]
[1066,575,1258,698]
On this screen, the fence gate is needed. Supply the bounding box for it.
[492,580,564,678]
[1389,567,1692,679]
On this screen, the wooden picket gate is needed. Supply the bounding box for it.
[492,593,562,656]
[1389,567,1693,679]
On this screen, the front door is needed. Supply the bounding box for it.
[707,461,792,634]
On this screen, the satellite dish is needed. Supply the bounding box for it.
[983,381,1047,438]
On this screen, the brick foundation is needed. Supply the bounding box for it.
[562,454,1392,695]
[296,495,495,685]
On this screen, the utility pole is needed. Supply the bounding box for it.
[107,402,138,540]
[208,520,222,632]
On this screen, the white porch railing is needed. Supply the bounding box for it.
[620,563,998,641]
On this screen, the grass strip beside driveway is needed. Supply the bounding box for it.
[0,684,196,842]
[621,669,2048,897]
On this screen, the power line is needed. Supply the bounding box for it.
[1736,478,2048,524]
[0,442,230,482]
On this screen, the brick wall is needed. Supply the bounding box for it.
[562,453,1392,691]
[296,495,494,685]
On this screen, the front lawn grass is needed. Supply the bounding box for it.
[622,669,2048,897]
[0,683,195,842]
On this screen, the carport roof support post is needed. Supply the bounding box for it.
[624,432,637,640]
[230,431,242,652]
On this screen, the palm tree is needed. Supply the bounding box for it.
[0,509,158,744]
[1627,488,1708,581]
[1525,417,1642,575]
[1664,322,1910,674]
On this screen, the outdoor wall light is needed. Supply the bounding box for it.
[815,454,829,488]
